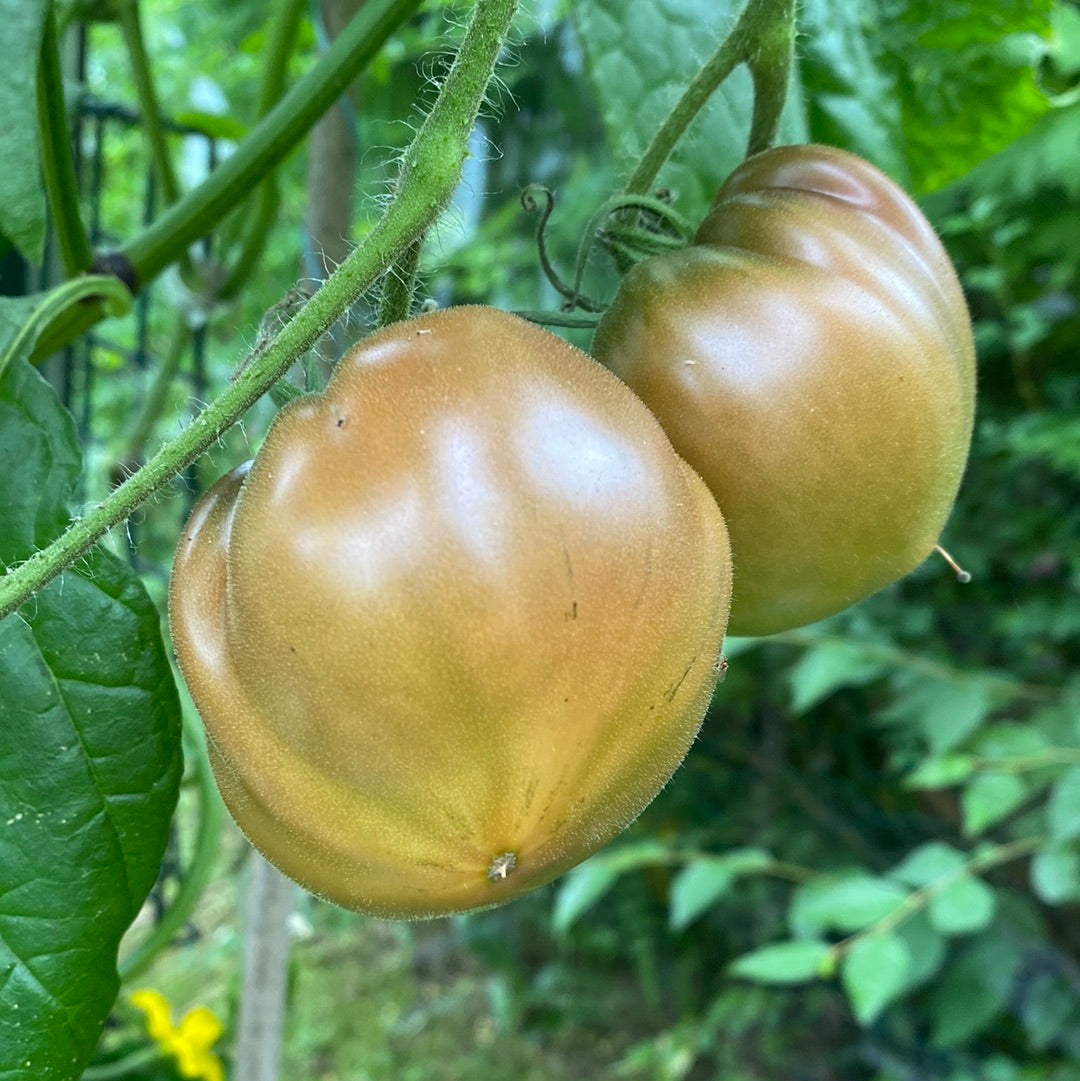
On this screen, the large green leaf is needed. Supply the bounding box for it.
[0,342,182,1079]
[799,0,1054,192]
[571,0,807,226]
[0,0,47,264]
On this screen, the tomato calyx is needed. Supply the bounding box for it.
[521,185,694,316]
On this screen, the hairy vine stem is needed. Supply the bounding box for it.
[0,0,520,622]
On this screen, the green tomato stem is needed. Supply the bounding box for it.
[623,0,797,197]
[31,0,425,359]
[378,237,424,326]
[118,0,181,206]
[37,1,93,276]
[0,0,520,623]
[217,0,308,300]
[744,0,797,157]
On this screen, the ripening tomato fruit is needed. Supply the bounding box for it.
[592,144,976,637]
[169,306,731,919]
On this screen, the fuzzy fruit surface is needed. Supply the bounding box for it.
[169,306,732,918]
[592,144,976,637]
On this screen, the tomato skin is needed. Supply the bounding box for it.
[592,144,975,637]
[169,306,731,919]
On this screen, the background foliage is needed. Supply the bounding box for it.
[0,0,1078,1079]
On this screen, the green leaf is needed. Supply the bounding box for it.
[0,283,132,383]
[572,0,807,225]
[889,842,997,936]
[961,771,1029,836]
[904,753,975,789]
[0,354,183,1080]
[796,0,907,178]
[668,848,772,931]
[789,875,909,938]
[1047,766,1080,843]
[788,642,888,715]
[0,0,48,263]
[929,874,997,936]
[729,940,833,985]
[882,676,1000,754]
[841,933,912,1024]
[799,0,1054,193]
[1031,843,1080,905]
[1018,969,1077,1051]
[552,840,670,933]
[552,860,622,933]
[894,910,947,993]
[891,841,966,886]
[973,721,1051,762]
[928,931,1023,1047]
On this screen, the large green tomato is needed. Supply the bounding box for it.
[592,144,976,637]
[169,306,732,919]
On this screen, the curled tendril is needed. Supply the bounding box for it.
[521,185,695,316]
[521,184,603,313]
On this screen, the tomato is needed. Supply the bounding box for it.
[592,144,976,637]
[169,306,732,919]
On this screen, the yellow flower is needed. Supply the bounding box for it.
[129,989,225,1081]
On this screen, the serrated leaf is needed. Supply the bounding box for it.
[962,771,1029,836]
[572,0,806,226]
[729,940,833,985]
[668,848,772,931]
[552,841,669,933]
[0,1,47,264]
[0,354,182,1080]
[841,933,912,1024]
[929,874,997,936]
[800,0,1054,193]
[788,642,888,715]
[796,0,907,178]
[1047,766,1080,844]
[1031,844,1080,905]
[789,875,908,938]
